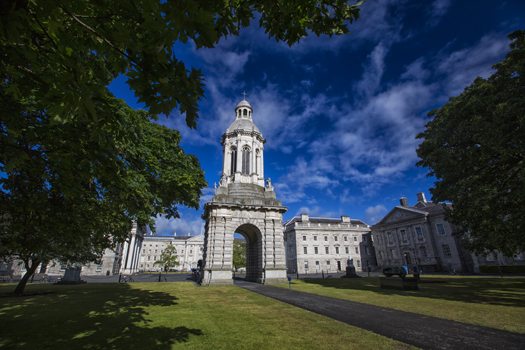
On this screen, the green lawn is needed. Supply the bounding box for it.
[277,276,525,334]
[0,282,417,350]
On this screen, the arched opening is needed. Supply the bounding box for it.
[230,146,237,175]
[243,109,247,116]
[234,224,263,282]
[241,146,250,174]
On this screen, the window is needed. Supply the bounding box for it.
[437,224,446,236]
[378,251,384,260]
[365,247,370,255]
[149,249,151,253]
[315,261,320,270]
[154,256,157,261]
[327,261,331,270]
[335,247,339,254]
[376,235,382,244]
[324,236,328,242]
[314,247,318,254]
[96,264,102,271]
[353,236,357,242]
[242,146,250,174]
[344,236,348,241]
[140,264,143,268]
[420,246,428,258]
[345,247,349,254]
[156,245,158,247]
[355,247,359,254]
[401,230,407,240]
[243,109,247,116]
[303,236,307,241]
[442,244,451,257]
[155,250,157,254]
[325,247,329,254]
[147,256,150,261]
[363,236,367,242]
[415,227,423,240]
[304,247,307,254]
[190,250,192,254]
[313,236,317,241]
[142,249,145,253]
[357,260,361,267]
[146,264,149,268]
[389,249,395,258]
[230,147,237,174]
[334,236,338,241]
[304,261,309,269]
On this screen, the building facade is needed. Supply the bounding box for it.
[199,98,288,286]
[371,193,472,273]
[283,213,376,274]
[139,232,204,272]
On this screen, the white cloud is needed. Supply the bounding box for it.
[363,204,388,224]
[153,213,204,236]
[401,57,430,81]
[296,206,342,218]
[354,42,388,97]
[437,33,509,96]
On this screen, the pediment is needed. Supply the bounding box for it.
[376,206,427,225]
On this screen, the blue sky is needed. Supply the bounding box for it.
[109,0,525,236]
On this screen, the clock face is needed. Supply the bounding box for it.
[396,212,401,217]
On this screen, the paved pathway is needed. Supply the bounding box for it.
[237,281,525,350]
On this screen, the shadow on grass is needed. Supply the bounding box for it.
[300,277,525,307]
[0,283,202,349]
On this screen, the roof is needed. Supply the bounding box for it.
[236,100,252,109]
[143,234,200,241]
[226,118,260,133]
[284,216,367,227]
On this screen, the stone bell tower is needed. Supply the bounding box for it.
[200,96,288,285]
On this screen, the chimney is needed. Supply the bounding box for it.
[417,192,427,203]
[173,232,177,237]
[187,231,191,236]
[301,213,309,222]
[341,215,350,223]
[400,197,408,207]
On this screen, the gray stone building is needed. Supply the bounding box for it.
[371,193,472,273]
[371,193,525,273]
[139,232,204,272]
[283,213,376,274]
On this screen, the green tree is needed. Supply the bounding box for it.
[1,0,363,294]
[233,240,246,271]
[416,29,525,256]
[0,91,207,294]
[154,245,180,272]
[1,0,363,128]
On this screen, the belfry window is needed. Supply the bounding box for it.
[230,147,237,174]
[243,109,247,116]
[242,146,250,174]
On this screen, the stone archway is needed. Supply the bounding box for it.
[235,223,263,282]
[199,202,288,286]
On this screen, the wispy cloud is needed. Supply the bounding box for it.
[363,204,388,224]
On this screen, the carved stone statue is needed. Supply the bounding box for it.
[219,175,226,187]
[347,256,354,267]
[266,178,274,191]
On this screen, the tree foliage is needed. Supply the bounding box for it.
[154,245,179,271]
[1,0,363,129]
[0,91,206,293]
[233,240,246,270]
[416,29,525,256]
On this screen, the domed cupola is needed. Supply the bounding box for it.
[213,94,280,206]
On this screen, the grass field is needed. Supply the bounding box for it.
[0,282,417,350]
[277,276,525,334]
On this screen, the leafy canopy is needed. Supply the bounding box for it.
[154,245,180,270]
[1,0,363,129]
[233,240,246,270]
[416,29,525,256]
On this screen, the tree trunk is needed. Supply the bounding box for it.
[13,260,40,295]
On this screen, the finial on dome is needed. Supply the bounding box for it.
[241,91,247,101]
